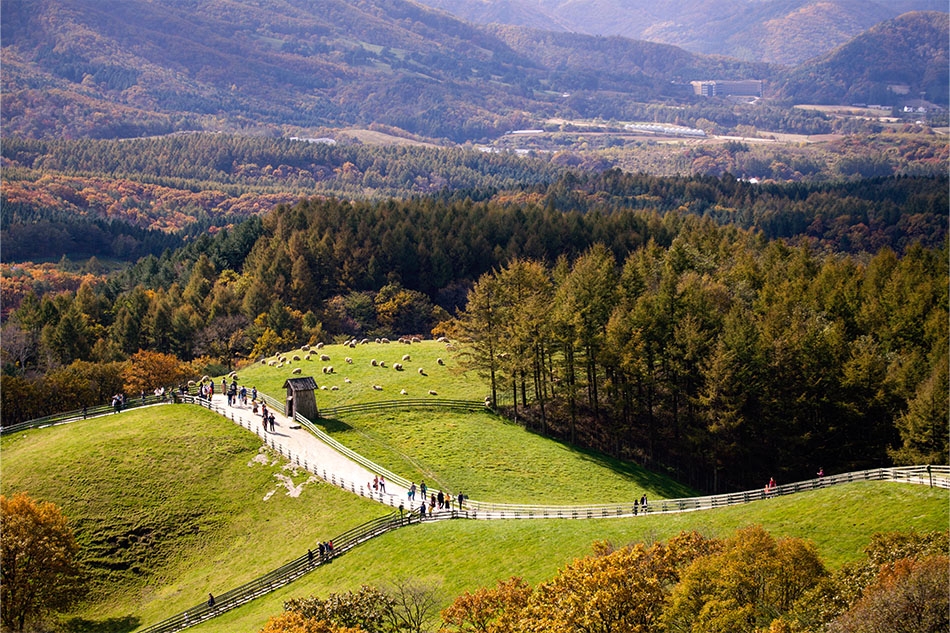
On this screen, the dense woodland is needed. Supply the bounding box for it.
[2,172,946,491]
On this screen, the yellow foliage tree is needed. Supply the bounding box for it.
[1,493,84,632]
[122,349,190,394]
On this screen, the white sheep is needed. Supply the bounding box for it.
[437,358,445,365]
[393,363,403,371]
[292,367,302,374]
[301,344,310,351]
[320,385,328,390]
[400,389,408,395]
[360,338,370,345]
[371,359,378,367]
[344,377,352,383]
[268,360,276,366]
[428,390,438,396]
[292,354,301,361]
[260,359,267,364]
[320,354,331,361]
[418,368,427,376]
[411,336,421,343]
[379,361,387,367]
[381,338,390,344]
[437,336,448,343]
[375,338,381,344]
[402,354,411,361]
[316,342,324,349]
[330,385,339,391]
[345,357,353,364]
[373,385,383,391]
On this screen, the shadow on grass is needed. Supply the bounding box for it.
[316,417,355,434]
[62,615,140,633]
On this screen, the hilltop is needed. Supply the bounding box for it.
[413,0,946,65]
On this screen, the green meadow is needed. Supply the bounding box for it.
[1,344,947,632]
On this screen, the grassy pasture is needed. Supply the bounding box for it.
[236,340,486,405]
[235,341,695,503]
[0,358,950,633]
[189,480,949,633]
[0,405,388,627]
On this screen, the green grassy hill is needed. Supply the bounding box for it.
[2,377,946,632]
[192,480,948,633]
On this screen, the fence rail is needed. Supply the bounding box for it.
[135,508,468,633]
[0,393,175,436]
[461,465,950,519]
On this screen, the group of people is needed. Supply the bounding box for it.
[370,475,386,493]
[307,540,334,564]
[407,481,466,515]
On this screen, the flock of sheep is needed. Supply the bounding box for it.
[261,336,456,397]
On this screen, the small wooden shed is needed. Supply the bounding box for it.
[282,377,318,420]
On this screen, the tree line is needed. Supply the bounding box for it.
[450,232,947,490]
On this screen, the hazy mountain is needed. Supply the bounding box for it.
[775,11,949,105]
[0,0,766,141]
[414,0,947,64]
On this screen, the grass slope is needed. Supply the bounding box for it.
[190,481,949,633]
[0,405,388,628]
[236,341,695,503]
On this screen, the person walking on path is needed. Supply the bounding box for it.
[409,483,416,500]
[420,481,427,499]
[208,593,215,608]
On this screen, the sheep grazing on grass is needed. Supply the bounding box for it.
[320,354,331,362]
[344,377,352,383]
[320,385,328,390]
[268,360,276,366]
[402,354,411,361]
[330,386,339,391]
[371,359,378,367]
[379,361,387,368]
[381,338,390,344]
[292,355,301,361]
[411,336,422,343]
[261,359,267,364]
[436,336,448,343]
[315,342,324,349]
[345,357,353,364]
[360,338,370,345]
[375,338,381,344]
[400,389,408,395]
[301,344,310,351]
[418,368,427,376]
[292,367,302,374]
[373,385,383,391]
[437,358,445,366]
[428,390,438,396]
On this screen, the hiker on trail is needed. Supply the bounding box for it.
[82,405,88,419]
[308,549,314,564]
[252,386,257,401]
[437,490,444,509]
[327,541,333,556]
[379,476,386,493]
[373,476,379,491]
[640,494,647,510]
[269,412,276,432]
[318,541,326,560]
[420,481,427,499]
[208,593,215,608]
[430,493,436,511]
[457,492,464,509]
[634,499,639,515]
[419,502,427,518]
[409,483,416,500]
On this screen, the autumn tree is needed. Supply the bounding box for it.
[259,611,368,633]
[441,576,533,633]
[122,349,190,395]
[1,493,84,632]
[827,555,949,633]
[662,525,826,633]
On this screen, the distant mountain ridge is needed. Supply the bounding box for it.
[414,0,946,64]
[0,0,767,140]
[1,0,946,142]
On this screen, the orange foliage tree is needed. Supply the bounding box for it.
[122,350,190,395]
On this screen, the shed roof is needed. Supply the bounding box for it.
[283,377,318,392]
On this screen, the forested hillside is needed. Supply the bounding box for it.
[776,11,950,106]
[0,0,765,141]
[3,173,946,490]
